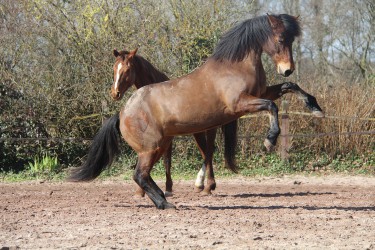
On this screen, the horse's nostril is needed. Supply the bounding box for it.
[116,92,121,98]
[284,69,292,77]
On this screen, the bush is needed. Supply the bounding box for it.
[0,1,373,175]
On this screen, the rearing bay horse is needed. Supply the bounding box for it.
[111,48,238,196]
[119,14,316,209]
[109,48,323,197]
[70,14,324,209]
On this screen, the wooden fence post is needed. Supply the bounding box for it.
[279,100,290,160]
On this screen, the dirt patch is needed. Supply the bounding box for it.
[1,175,375,249]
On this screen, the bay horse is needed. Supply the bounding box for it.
[109,48,323,197]
[69,14,324,209]
[111,48,238,196]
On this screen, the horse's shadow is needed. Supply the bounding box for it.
[179,191,375,212]
[194,204,375,212]
[218,191,334,198]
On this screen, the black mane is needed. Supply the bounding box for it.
[211,14,301,62]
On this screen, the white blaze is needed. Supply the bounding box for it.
[114,63,123,90]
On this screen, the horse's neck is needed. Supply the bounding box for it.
[134,73,149,89]
[249,52,267,85]
[240,52,267,95]
[240,51,265,76]
[133,66,154,89]
[134,61,167,89]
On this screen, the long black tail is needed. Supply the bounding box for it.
[222,120,238,173]
[68,113,121,181]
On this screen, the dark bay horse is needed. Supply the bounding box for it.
[70,14,324,209]
[109,48,323,197]
[119,14,323,209]
[111,48,238,196]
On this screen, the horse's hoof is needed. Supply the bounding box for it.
[164,191,173,197]
[160,202,176,210]
[195,186,204,193]
[264,139,275,152]
[312,110,325,118]
[200,189,212,196]
[133,192,145,198]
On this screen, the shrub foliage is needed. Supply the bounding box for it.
[0,0,374,172]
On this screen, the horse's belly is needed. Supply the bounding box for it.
[163,114,233,136]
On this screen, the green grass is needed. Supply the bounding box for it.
[1,150,374,182]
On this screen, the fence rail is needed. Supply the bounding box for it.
[1,129,374,143]
[1,116,374,143]
[241,111,375,121]
[1,103,374,161]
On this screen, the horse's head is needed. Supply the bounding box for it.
[264,14,301,77]
[111,48,138,100]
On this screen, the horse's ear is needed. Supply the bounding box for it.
[266,13,280,29]
[294,15,300,20]
[126,48,138,66]
[113,49,119,57]
[128,48,138,59]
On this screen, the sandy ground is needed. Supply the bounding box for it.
[1,175,375,249]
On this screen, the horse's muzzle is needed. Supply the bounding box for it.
[277,63,294,77]
[284,69,293,77]
[110,89,122,101]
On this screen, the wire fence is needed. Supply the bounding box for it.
[1,111,374,142]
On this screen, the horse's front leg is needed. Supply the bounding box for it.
[235,96,280,151]
[261,82,324,117]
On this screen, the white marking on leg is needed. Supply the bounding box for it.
[195,164,206,188]
[114,62,123,90]
[268,112,276,126]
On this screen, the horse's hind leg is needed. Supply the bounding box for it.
[202,129,217,195]
[134,184,146,197]
[163,142,173,197]
[133,149,175,209]
[133,142,173,198]
[193,129,217,195]
[262,82,324,117]
[133,160,146,197]
[193,132,208,191]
